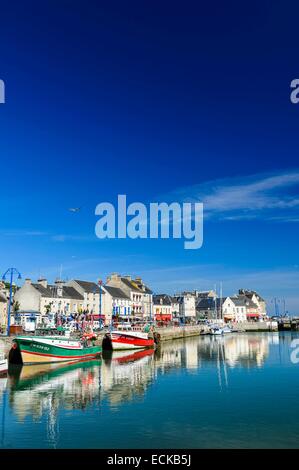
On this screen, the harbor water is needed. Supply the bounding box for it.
[0,331,299,448]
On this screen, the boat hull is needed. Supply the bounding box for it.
[106,332,155,350]
[12,337,102,365]
[0,359,8,375]
[209,329,223,336]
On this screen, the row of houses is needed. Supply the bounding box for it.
[0,273,267,330]
[195,289,267,322]
[153,289,267,323]
[10,274,152,327]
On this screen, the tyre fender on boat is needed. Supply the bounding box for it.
[154,332,161,344]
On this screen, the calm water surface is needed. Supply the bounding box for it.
[0,332,299,448]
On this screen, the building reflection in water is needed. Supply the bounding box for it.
[197,335,270,368]
[1,332,292,446]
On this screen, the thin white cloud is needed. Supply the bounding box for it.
[0,229,47,237]
[162,169,299,221]
[145,265,299,314]
[51,234,96,242]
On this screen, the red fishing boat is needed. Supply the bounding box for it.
[104,324,155,350]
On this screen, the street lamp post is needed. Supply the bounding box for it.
[2,268,22,336]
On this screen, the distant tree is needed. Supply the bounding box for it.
[13,300,20,312]
[45,304,52,314]
[4,282,18,294]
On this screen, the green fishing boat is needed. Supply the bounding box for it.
[10,334,102,365]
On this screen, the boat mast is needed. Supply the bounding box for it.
[214,284,217,320]
[220,282,223,321]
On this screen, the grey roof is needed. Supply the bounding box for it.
[238,289,265,302]
[133,278,153,294]
[0,292,6,303]
[120,277,152,294]
[142,285,153,294]
[104,285,130,300]
[62,286,84,300]
[121,277,141,292]
[196,297,227,310]
[230,296,247,307]
[73,280,101,293]
[196,291,215,299]
[173,294,198,304]
[153,294,172,306]
[32,283,84,300]
[231,295,258,308]
[173,295,184,304]
[32,283,52,296]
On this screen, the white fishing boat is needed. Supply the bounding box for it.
[209,326,224,336]
[222,325,232,334]
[0,352,8,375]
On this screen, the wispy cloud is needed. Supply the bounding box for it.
[162,169,299,221]
[0,229,47,237]
[51,234,96,242]
[143,264,299,314]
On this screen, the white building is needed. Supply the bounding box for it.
[222,296,247,323]
[173,293,196,322]
[102,285,132,324]
[171,297,180,320]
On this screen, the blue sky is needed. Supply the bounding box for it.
[0,1,299,314]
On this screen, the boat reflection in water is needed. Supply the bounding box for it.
[6,334,275,416]
[2,332,291,448]
[7,359,102,447]
[101,348,155,406]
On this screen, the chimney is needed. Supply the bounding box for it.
[55,279,64,297]
[106,273,121,287]
[25,278,32,285]
[124,275,132,281]
[38,278,48,288]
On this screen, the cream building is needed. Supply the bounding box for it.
[0,292,7,330]
[105,274,153,319]
[67,279,103,315]
[173,293,196,322]
[153,294,172,321]
[14,278,84,315]
[238,289,267,318]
